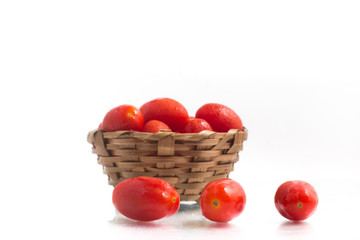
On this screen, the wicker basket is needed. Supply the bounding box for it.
[87,128,248,201]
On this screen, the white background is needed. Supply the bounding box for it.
[1,1,360,239]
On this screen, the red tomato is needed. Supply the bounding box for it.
[200,179,246,222]
[140,98,189,132]
[112,176,180,221]
[274,180,318,221]
[142,120,171,133]
[181,118,213,133]
[195,103,243,132]
[98,122,103,130]
[102,105,144,132]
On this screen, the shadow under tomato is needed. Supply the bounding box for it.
[277,220,314,235]
[208,222,234,229]
[181,218,239,231]
[110,211,168,229]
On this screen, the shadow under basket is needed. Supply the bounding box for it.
[87,128,248,202]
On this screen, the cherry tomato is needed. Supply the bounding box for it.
[112,176,180,221]
[274,180,318,221]
[98,122,103,130]
[102,105,144,132]
[200,179,246,222]
[142,120,171,133]
[181,118,213,133]
[140,98,189,132]
[195,103,243,132]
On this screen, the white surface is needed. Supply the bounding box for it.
[1,1,360,239]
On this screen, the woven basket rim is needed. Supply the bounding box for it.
[88,127,247,141]
[96,126,247,134]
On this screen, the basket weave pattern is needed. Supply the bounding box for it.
[88,128,247,201]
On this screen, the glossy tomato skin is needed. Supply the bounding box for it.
[112,176,180,221]
[102,105,144,132]
[140,98,189,132]
[274,180,318,221]
[195,103,243,132]
[181,118,213,133]
[200,179,246,222]
[142,120,171,133]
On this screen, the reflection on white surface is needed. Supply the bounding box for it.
[107,204,320,240]
[277,221,314,239]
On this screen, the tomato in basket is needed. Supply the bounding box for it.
[142,120,171,133]
[200,178,246,222]
[274,180,318,221]
[112,176,180,221]
[195,103,243,132]
[181,118,213,133]
[102,105,144,132]
[140,98,189,132]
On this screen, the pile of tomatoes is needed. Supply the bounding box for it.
[99,98,318,223]
[98,98,243,133]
